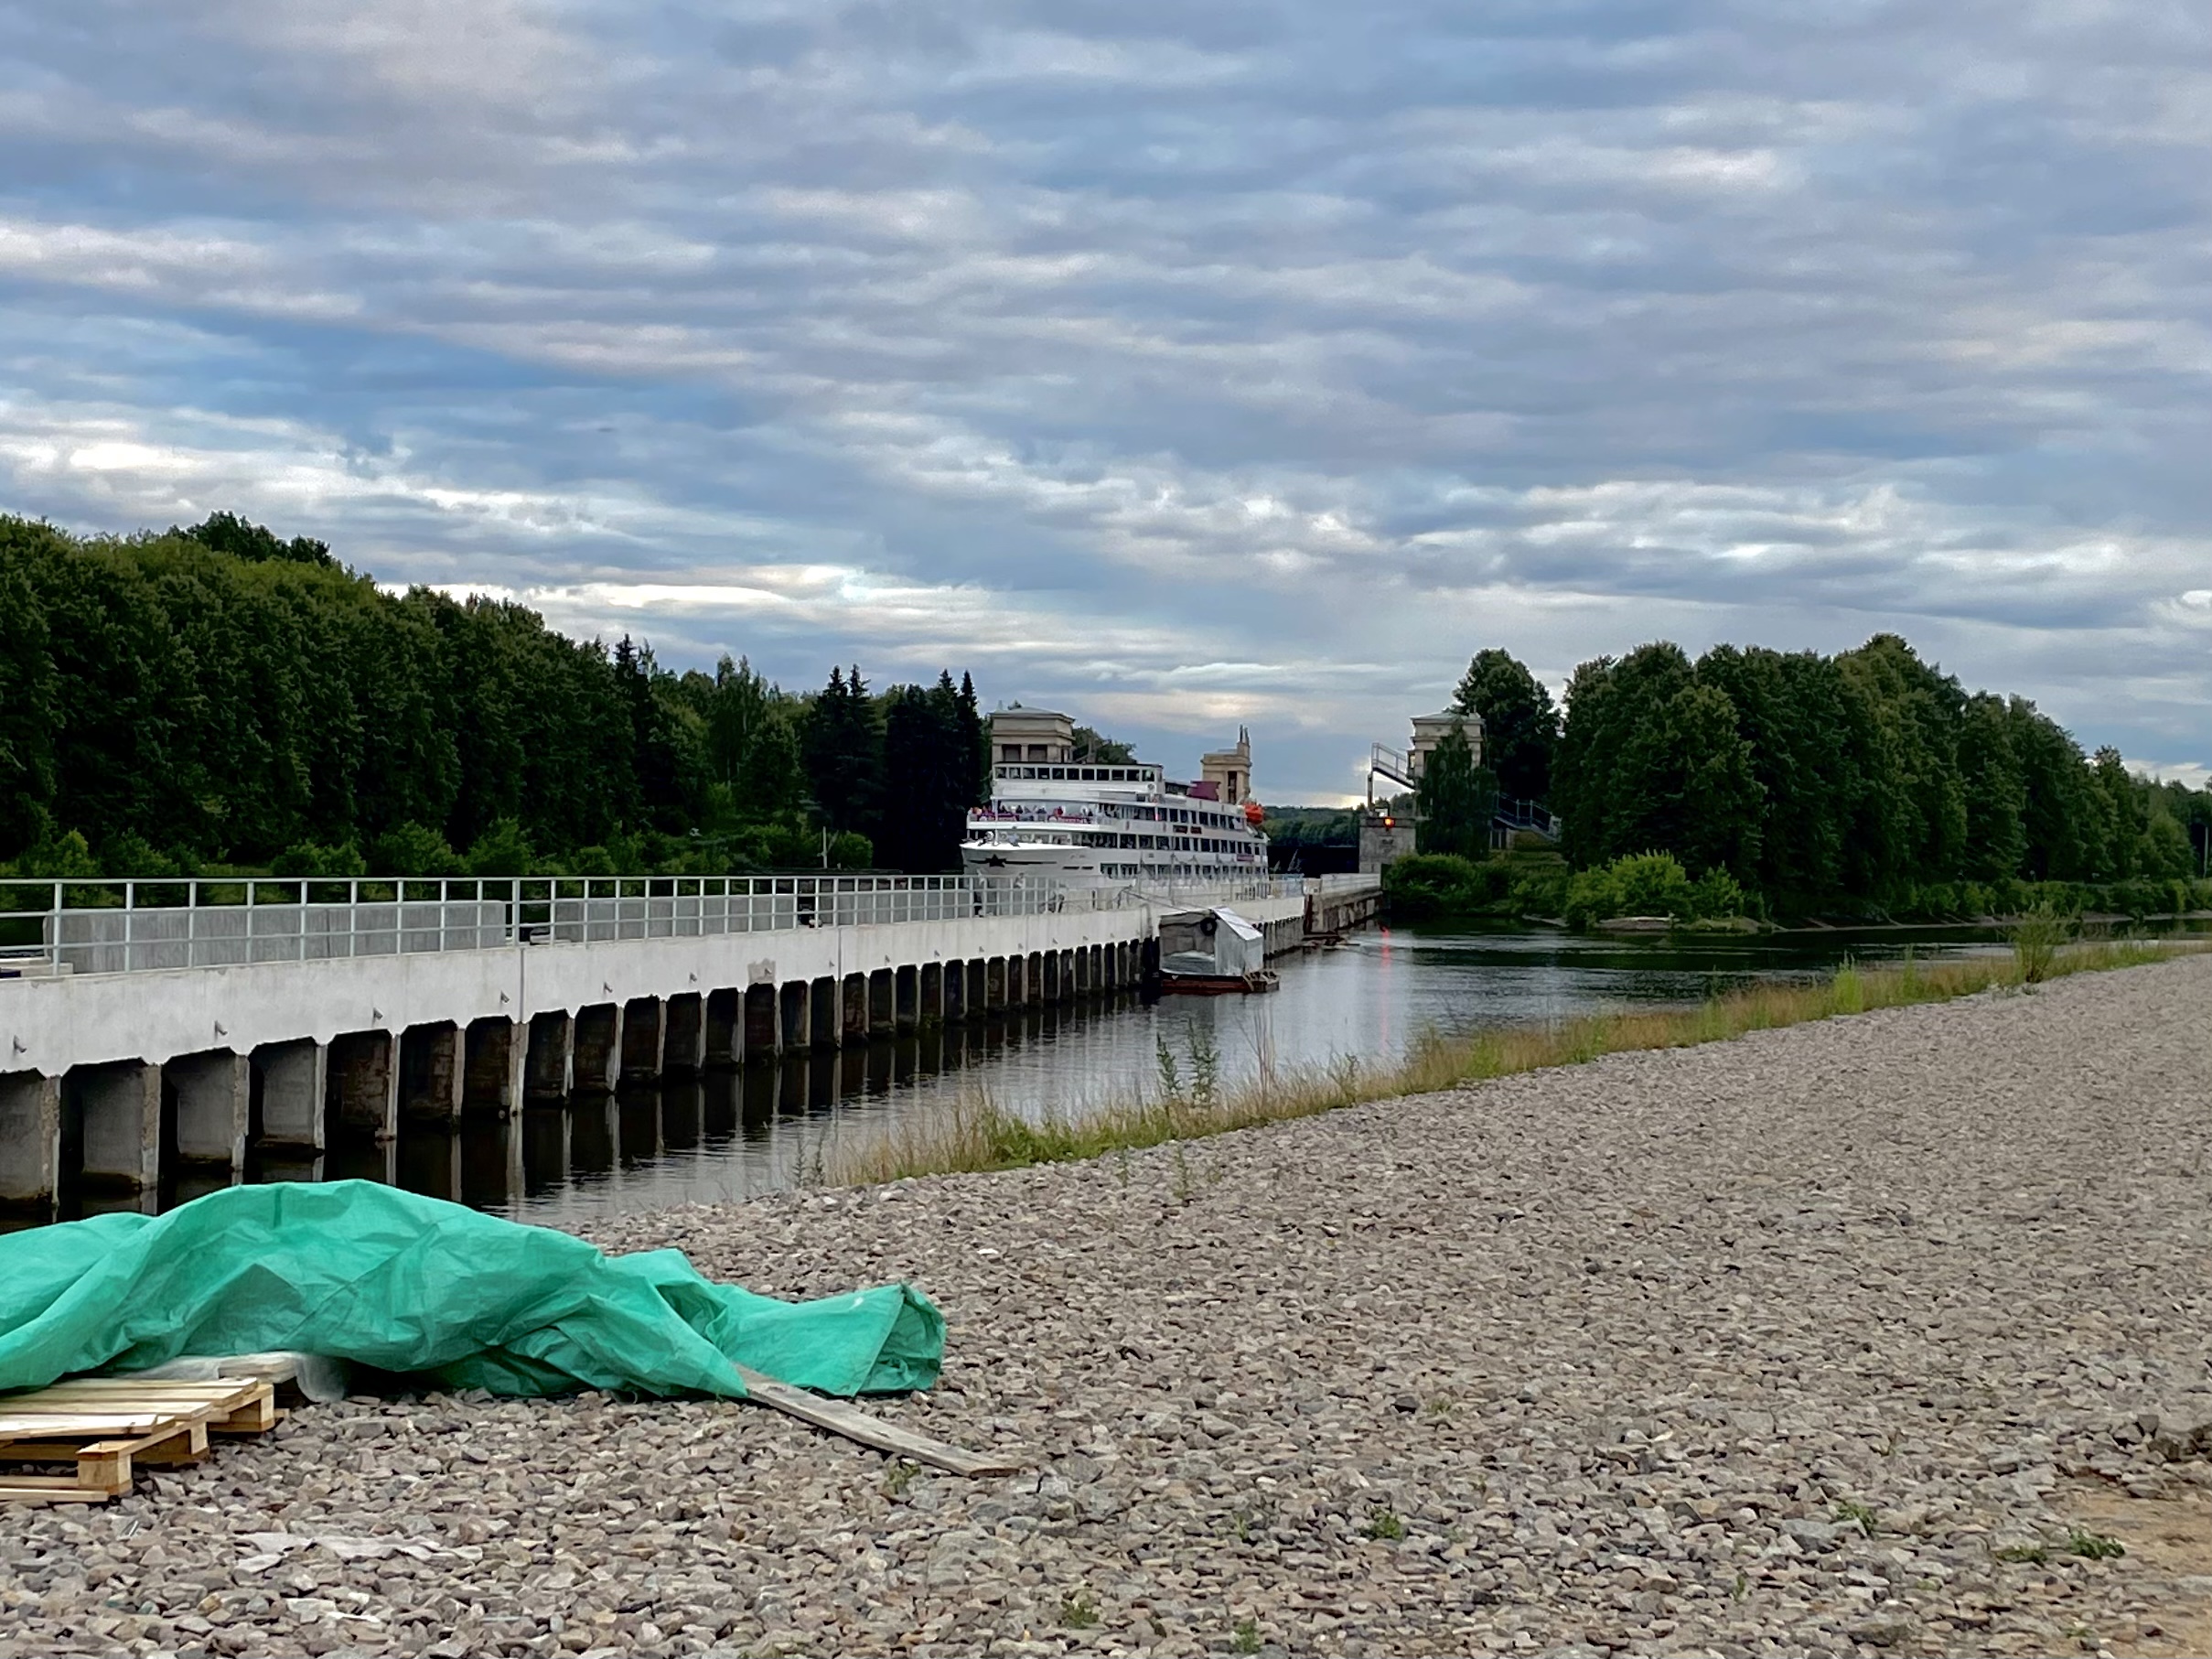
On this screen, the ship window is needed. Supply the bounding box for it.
[1081,767,1096,781]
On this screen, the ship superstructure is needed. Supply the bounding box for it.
[961,708,1266,888]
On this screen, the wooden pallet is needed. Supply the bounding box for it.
[0,1377,279,1503]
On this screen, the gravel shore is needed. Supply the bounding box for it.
[6,956,2210,1658]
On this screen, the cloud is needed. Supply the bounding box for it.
[0,0,2206,798]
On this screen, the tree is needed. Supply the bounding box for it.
[802,666,883,835]
[1071,724,1135,764]
[1415,720,1489,859]
[1453,648,1559,803]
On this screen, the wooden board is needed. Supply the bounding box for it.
[0,1376,278,1504]
[733,1365,1021,1478]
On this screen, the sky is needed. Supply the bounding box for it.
[0,0,2206,803]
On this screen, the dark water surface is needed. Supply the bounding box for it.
[245,921,2082,1226]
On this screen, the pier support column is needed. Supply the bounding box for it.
[167,1050,247,1172]
[0,1072,60,1212]
[703,988,741,1069]
[464,1017,522,1117]
[942,961,965,1023]
[75,1061,160,1189]
[919,962,942,1027]
[328,1031,399,1139]
[895,965,918,1034]
[621,997,666,1083]
[985,956,1006,1012]
[252,1040,325,1149]
[843,975,869,1043]
[967,958,986,1018]
[742,985,778,1061]
[1027,952,1046,1006]
[1042,951,1059,1003]
[869,968,896,1036]
[524,1011,573,1102]
[573,1005,622,1094]
[664,993,705,1075]
[779,981,811,1053]
[401,1023,463,1126]
[1061,949,1078,1002]
[1074,947,1090,995]
[811,978,839,1050]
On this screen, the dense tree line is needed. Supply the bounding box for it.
[0,512,987,878]
[1403,634,2211,922]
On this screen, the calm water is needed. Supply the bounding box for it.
[223,921,2056,1225]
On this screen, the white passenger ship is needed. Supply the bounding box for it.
[961,707,1268,889]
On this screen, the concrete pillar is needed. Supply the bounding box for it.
[868,968,896,1037]
[811,978,839,1050]
[895,964,919,1034]
[779,981,811,1053]
[1074,947,1090,995]
[704,988,742,1068]
[252,1040,325,1149]
[743,984,778,1061]
[968,958,986,1018]
[327,1031,399,1140]
[167,1050,247,1170]
[1061,949,1078,1002]
[464,1017,522,1117]
[663,993,705,1075]
[1027,952,1046,1006]
[1093,943,1107,991]
[986,956,1006,1012]
[400,1023,463,1126]
[919,962,942,1027]
[74,1061,161,1189]
[843,974,869,1044]
[573,1004,622,1093]
[943,960,966,1023]
[524,1011,573,1102]
[621,997,666,1083]
[0,1072,60,1212]
[1042,951,1060,1003]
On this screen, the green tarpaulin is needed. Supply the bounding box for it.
[0,1182,942,1398]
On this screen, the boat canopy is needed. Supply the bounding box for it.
[1158,906,1265,978]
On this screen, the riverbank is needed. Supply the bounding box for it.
[5,955,2210,1656]
[838,935,2203,1185]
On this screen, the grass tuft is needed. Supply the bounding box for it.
[832,937,2206,1187]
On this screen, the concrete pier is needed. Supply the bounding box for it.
[0,1071,60,1211]
[167,1049,247,1171]
[253,1039,325,1149]
[76,1060,161,1189]
[400,1022,462,1126]
[328,1031,399,1140]
[2,877,1373,1214]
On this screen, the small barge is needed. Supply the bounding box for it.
[1157,907,1279,995]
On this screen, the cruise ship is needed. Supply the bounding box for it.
[961,707,1268,889]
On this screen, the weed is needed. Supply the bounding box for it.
[1154,1034,1182,1102]
[2065,1528,2125,1560]
[1059,1590,1098,1629]
[1730,1572,1748,1602]
[1171,1142,1195,1205]
[1231,1617,1262,1654]
[1115,1146,1133,1189]
[1994,1543,2051,1565]
[1831,955,1863,1015]
[1832,1499,1879,1537]
[882,1460,919,1498]
[1423,1397,1455,1418]
[1365,1506,1406,1542]
[1187,1025,1221,1112]
[2010,904,2067,984]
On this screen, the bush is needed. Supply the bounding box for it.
[366,821,461,878]
[1690,866,1746,921]
[271,840,368,878]
[1382,854,1483,919]
[827,831,875,870]
[99,831,190,879]
[465,818,537,878]
[1507,862,1571,918]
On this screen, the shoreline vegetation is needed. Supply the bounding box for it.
[832,934,2206,1188]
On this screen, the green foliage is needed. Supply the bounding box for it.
[827,831,875,869]
[2009,904,2067,983]
[271,840,366,878]
[1548,630,2209,918]
[367,820,461,878]
[0,512,997,877]
[1071,724,1135,764]
[1454,647,1559,802]
[1559,851,1754,928]
[465,817,537,878]
[1414,719,1491,858]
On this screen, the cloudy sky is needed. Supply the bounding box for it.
[2,0,2205,801]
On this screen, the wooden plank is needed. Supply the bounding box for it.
[5,1380,263,1404]
[732,1366,1021,1478]
[0,1480,113,1503]
[0,1414,171,1438]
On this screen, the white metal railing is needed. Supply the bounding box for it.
[0,872,1295,981]
[1306,872,1383,896]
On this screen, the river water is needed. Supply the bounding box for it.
[204,921,2060,1227]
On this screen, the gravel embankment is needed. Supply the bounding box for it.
[5,957,2211,1658]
